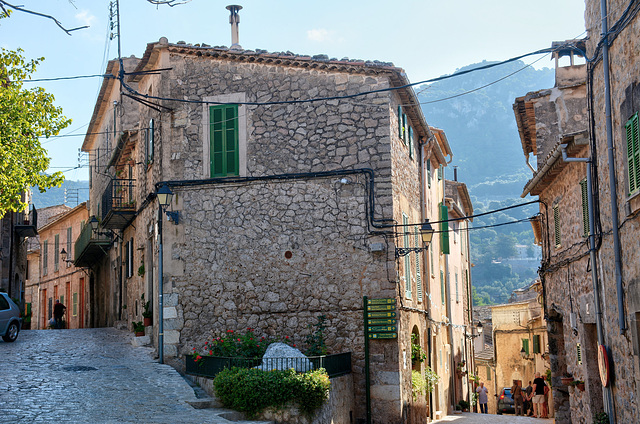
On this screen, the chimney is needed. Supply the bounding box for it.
[226,5,242,50]
[453,166,458,182]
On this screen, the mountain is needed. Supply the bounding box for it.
[31,180,89,210]
[418,60,555,304]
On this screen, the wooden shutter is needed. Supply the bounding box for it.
[440,270,445,305]
[522,339,530,355]
[402,114,408,145]
[147,118,155,165]
[553,205,561,248]
[626,113,640,194]
[533,335,541,354]
[427,160,431,188]
[210,105,239,177]
[43,240,48,275]
[440,203,450,254]
[403,214,412,299]
[414,228,422,302]
[580,179,589,237]
[54,234,59,272]
[398,105,403,139]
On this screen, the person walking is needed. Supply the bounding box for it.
[53,299,66,329]
[476,381,489,414]
[531,372,547,418]
[524,381,533,416]
[511,380,524,416]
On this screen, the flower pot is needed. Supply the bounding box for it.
[576,383,585,392]
[135,331,145,337]
[561,377,574,386]
[144,317,152,327]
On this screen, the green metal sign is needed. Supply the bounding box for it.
[367,298,396,305]
[367,304,396,311]
[368,325,397,333]
[366,318,397,325]
[367,311,397,319]
[368,333,398,339]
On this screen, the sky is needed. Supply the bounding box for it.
[1,0,587,181]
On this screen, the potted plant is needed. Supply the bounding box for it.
[560,373,574,386]
[458,400,470,412]
[570,380,585,391]
[132,321,145,336]
[141,294,152,326]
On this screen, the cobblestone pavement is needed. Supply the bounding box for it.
[0,328,271,424]
[433,412,555,423]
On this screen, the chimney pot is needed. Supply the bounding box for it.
[226,5,242,50]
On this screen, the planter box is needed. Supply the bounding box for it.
[185,352,352,379]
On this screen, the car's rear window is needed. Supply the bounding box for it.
[0,295,10,310]
[504,388,511,395]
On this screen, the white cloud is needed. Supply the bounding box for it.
[307,28,332,42]
[75,10,96,28]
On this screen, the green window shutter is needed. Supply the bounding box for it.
[403,214,412,299]
[414,228,422,301]
[66,227,72,261]
[54,234,59,272]
[486,366,491,380]
[210,105,239,177]
[430,246,434,276]
[533,335,541,354]
[440,270,445,305]
[580,179,590,237]
[553,205,561,248]
[72,292,78,316]
[522,339,529,355]
[402,114,408,145]
[398,105,403,139]
[147,118,155,165]
[440,203,450,255]
[626,113,640,195]
[408,126,414,159]
[43,240,48,275]
[427,160,431,188]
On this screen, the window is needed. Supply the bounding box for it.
[66,227,72,267]
[43,240,48,275]
[576,343,583,364]
[625,112,640,195]
[54,234,59,272]
[398,105,404,140]
[210,105,239,177]
[440,203,450,254]
[408,126,414,160]
[414,228,422,302]
[430,247,434,277]
[401,113,408,145]
[73,292,78,316]
[522,338,530,355]
[403,214,412,299]
[0,295,9,310]
[580,179,590,237]
[553,205,561,248]
[125,238,134,278]
[427,160,432,188]
[533,334,541,354]
[146,118,155,165]
[455,271,459,303]
[486,366,491,380]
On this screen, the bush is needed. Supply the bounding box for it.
[192,328,295,360]
[214,367,331,418]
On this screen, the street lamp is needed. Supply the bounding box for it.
[156,182,175,364]
[60,248,73,264]
[395,219,435,258]
[477,321,483,335]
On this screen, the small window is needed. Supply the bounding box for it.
[625,112,640,195]
[553,205,561,248]
[210,105,239,177]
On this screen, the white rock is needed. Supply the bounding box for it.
[256,342,313,372]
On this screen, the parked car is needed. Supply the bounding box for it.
[497,387,515,414]
[0,293,21,342]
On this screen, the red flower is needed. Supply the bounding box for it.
[192,347,196,351]
[293,344,296,347]
[205,341,208,345]
[257,344,260,347]
[237,338,241,342]
[209,350,212,355]
[247,327,252,331]
[196,355,202,361]
[285,336,289,339]
[227,329,234,333]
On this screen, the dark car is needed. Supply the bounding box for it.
[0,293,21,342]
[497,387,515,414]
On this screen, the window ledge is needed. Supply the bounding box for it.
[625,191,640,216]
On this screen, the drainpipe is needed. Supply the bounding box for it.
[560,144,616,423]
[525,154,536,173]
[600,0,625,334]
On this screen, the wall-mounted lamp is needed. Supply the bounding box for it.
[395,219,435,258]
[88,215,122,241]
[157,183,179,224]
[60,248,73,264]
[520,347,534,361]
[469,321,484,338]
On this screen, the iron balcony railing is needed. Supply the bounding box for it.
[102,178,136,215]
[185,352,352,379]
[73,220,111,266]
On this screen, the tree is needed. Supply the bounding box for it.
[0,42,70,217]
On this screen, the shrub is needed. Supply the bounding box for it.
[411,370,427,401]
[213,367,331,418]
[192,328,296,361]
[304,315,328,356]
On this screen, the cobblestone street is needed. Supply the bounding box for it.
[433,412,555,423]
[0,328,270,424]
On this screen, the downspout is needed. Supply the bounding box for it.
[560,144,616,423]
[525,154,536,173]
[600,0,625,334]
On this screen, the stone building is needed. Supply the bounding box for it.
[24,203,89,329]
[78,30,474,422]
[514,3,640,418]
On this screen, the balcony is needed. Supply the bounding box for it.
[15,206,38,238]
[73,221,111,268]
[101,178,136,230]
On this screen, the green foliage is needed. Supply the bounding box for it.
[141,294,152,318]
[304,315,328,356]
[193,328,294,359]
[593,412,609,424]
[213,367,330,418]
[411,370,427,401]
[411,333,427,363]
[0,20,70,217]
[132,321,144,332]
[423,365,439,394]
[458,400,470,410]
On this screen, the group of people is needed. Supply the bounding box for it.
[475,371,549,418]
